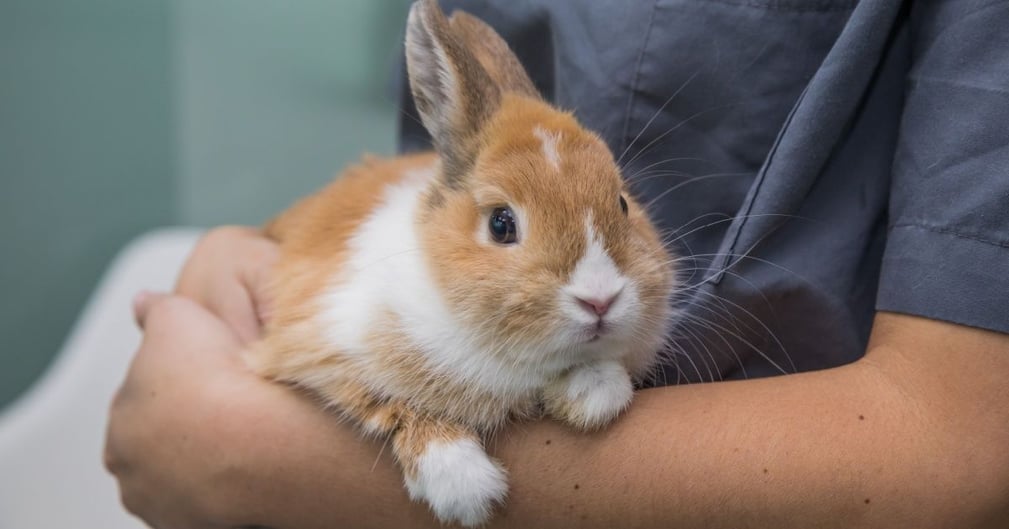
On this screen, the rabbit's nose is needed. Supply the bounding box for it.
[576,292,619,317]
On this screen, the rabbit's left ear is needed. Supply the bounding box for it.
[405,0,503,186]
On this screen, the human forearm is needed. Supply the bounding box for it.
[489,361,985,528]
[218,314,1008,529]
[492,313,1009,528]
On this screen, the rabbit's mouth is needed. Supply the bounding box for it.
[582,319,612,342]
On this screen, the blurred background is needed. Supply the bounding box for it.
[0,0,412,410]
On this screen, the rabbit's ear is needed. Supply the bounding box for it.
[448,11,539,100]
[405,0,502,185]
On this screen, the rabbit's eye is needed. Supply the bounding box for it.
[619,195,629,216]
[489,207,518,244]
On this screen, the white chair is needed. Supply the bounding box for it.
[0,229,202,529]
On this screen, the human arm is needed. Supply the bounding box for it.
[232,312,1009,528]
[104,226,1009,529]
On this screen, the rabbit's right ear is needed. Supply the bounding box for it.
[448,11,539,100]
[405,0,503,186]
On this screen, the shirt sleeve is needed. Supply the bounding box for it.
[876,0,1009,334]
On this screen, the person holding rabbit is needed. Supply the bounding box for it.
[105,0,1009,527]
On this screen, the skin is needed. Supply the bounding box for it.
[104,227,1009,529]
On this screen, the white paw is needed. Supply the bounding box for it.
[546,361,633,430]
[405,438,508,527]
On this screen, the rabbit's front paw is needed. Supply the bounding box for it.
[544,360,633,431]
[405,438,508,527]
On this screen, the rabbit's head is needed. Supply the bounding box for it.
[406,0,675,376]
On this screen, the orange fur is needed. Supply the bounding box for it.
[409,94,673,378]
[261,152,437,329]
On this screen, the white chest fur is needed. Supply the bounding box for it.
[316,165,550,401]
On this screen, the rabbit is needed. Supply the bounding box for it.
[245,0,676,525]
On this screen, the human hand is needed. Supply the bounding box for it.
[105,226,279,528]
[105,293,261,529]
[105,293,428,529]
[104,225,410,529]
[173,226,279,344]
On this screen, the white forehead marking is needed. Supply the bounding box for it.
[533,125,561,171]
[566,215,626,301]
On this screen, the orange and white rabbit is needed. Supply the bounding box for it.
[247,0,676,525]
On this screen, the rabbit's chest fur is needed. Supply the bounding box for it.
[316,164,550,427]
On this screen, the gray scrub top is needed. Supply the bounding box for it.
[397,0,1009,384]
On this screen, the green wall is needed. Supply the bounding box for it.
[0,0,410,409]
[0,1,176,407]
[175,0,406,226]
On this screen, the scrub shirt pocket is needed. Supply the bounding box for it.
[619,0,857,267]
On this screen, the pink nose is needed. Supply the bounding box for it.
[577,294,617,317]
